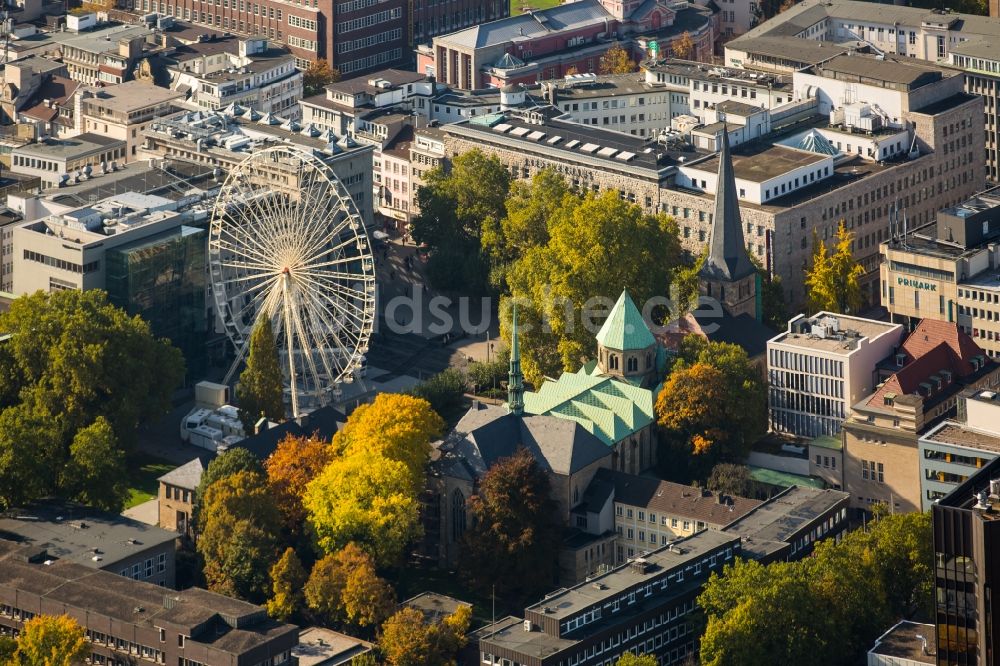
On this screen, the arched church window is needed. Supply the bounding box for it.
[451,489,466,542]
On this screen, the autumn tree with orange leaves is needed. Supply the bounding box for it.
[655,337,766,481]
[265,434,336,533]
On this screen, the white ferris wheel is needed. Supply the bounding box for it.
[209,145,376,417]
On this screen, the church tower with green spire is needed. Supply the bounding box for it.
[507,302,524,416]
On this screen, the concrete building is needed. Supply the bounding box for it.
[842,319,1000,515]
[299,69,434,137]
[0,539,298,665]
[918,387,1000,510]
[881,187,1000,358]
[0,55,70,126]
[139,107,375,227]
[157,458,204,536]
[55,24,156,85]
[166,36,302,117]
[590,468,763,562]
[767,312,905,438]
[78,82,187,161]
[725,0,1000,182]
[932,455,1000,665]
[292,628,373,666]
[10,134,127,187]
[434,50,985,307]
[0,501,178,588]
[418,0,716,91]
[867,621,936,666]
[476,485,849,666]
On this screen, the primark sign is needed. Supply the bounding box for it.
[897,276,938,291]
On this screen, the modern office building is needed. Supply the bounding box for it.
[932,455,1000,665]
[105,225,209,378]
[767,312,905,438]
[0,540,298,665]
[842,320,1000,515]
[726,0,1000,181]
[881,187,1000,358]
[0,501,178,588]
[918,387,1000,510]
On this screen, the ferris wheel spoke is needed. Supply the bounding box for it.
[288,288,326,396]
[217,217,284,266]
[294,270,372,303]
[293,279,364,356]
[300,229,366,267]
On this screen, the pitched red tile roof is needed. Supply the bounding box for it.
[866,321,988,408]
[18,76,79,124]
[899,319,981,375]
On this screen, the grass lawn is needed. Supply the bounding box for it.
[125,454,175,509]
[509,0,561,14]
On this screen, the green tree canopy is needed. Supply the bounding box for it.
[379,604,472,666]
[409,368,468,419]
[197,470,282,602]
[267,547,307,621]
[194,447,264,531]
[804,221,865,314]
[615,653,658,666]
[699,512,932,666]
[62,416,129,511]
[460,448,562,605]
[504,190,685,383]
[0,290,183,510]
[237,318,285,431]
[411,149,511,292]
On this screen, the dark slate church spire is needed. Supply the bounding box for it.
[508,302,524,416]
[699,127,756,283]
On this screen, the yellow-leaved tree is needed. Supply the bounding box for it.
[599,43,638,74]
[303,393,443,566]
[804,220,865,314]
[15,615,89,666]
[303,542,395,627]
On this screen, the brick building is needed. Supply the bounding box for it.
[157,458,204,535]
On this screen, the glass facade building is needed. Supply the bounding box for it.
[933,455,1000,665]
[105,225,207,380]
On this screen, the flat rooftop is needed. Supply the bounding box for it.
[525,529,737,622]
[0,501,177,567]
[868,621,936,665]
[810,54,946,90]
[687,143,827,183]
[644,59,794,90]
[727,35,852,64]
[923,421,1000,453]
[84,81,186,113]
[292,628,371,666]
[770,313,901,353]
[450,110,698,174]
[722,486,848,560]
[15,133,123,160]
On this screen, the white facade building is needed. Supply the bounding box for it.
[167,37,302,118]
[768,312,905,438]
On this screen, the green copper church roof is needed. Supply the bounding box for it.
[522,366,655,447]
[595,290,655,352]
